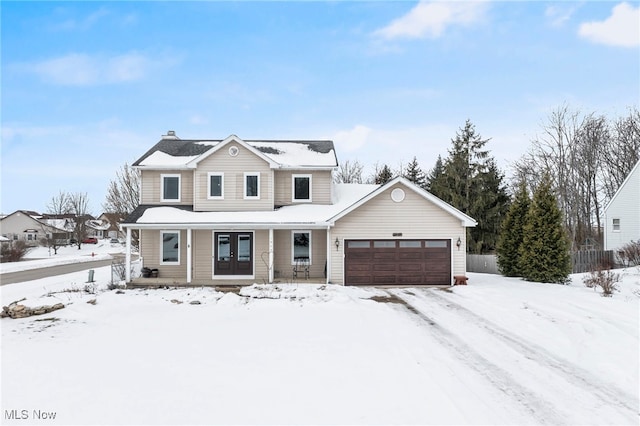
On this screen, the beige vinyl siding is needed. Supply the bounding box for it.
[193,230,212,281]
[140,170,194,205]
[139,229,188,279]
[194,145,273,211]
[273,229,327,279]
[274,170,332,206]
[329,183,467,284]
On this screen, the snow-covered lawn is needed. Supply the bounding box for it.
[1,266,638,425]
[0,240,125,274]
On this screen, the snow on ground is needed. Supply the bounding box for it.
[1,267,638,425]
[0,240,126,274]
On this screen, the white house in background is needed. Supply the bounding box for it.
[0,210,69,246]
[121,132,476,286]
[604,159,640,254]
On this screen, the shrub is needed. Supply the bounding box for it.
[583,267,620,297]
[0,240,32,262]
[618,240,640,267]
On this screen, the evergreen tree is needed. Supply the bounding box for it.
[425,155,445,198]
[496,183,530,277]
[519,176,572,284]
[374,164,394,185]
[468,160,510,253]
[403,156,426,188]
[434,120,509,253]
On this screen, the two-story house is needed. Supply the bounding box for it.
[121,132,476,286]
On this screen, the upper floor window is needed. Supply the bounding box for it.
[613,218,621,232]
[292,174,312,202]
[244,172,260,199]
[161,174,181,202]
[208,172,224,199]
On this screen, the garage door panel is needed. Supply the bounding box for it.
[373,252,397,261]
[398,251,422,260]
[373,275,397,284]
[399,263,422,272]
[345,239,451,286]
[373,263,398,272]
[347,264,371,272]
[398,275,425,285]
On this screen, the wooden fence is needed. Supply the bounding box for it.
[466,250,614,275]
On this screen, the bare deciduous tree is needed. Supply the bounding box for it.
[510,104,640,250]
[333,160,364,184]
[41,190,72,255]
[103,162,140,215]
[68,192,91,250]
[103,162,141,249]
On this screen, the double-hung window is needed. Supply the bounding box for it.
[161,174,181,202]
[208,172,224,199]
[292,174,312,202]
[161,231,180,265]
[244,172,260,199]
[613,218,621,232]
[292,231,312,264]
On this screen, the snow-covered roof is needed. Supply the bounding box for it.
[133,133,337,169]
[125,184,378,229]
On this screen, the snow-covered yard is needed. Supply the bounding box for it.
[1,263,638,425]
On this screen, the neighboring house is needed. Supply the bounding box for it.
[99,213,126,239]
[86,219,110,238]
[0,210,69,246]
[604,159,640,256]
[121,132,476,286]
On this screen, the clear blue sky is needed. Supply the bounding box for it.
[2,1,638,215]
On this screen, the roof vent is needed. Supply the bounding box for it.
[163,130,179,139]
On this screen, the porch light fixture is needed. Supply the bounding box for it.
[456,237,462,250]
[334,237,340,251]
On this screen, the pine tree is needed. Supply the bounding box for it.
[434,120,509,253]
[496,183,530,277]
[519,176,572,283]
[374,164,394,185]
[403,156,426,188]
[425,155,445,198]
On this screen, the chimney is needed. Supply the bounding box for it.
[163,130,178,139]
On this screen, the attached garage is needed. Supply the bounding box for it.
[328,179,476,286]
[345,239,451,285]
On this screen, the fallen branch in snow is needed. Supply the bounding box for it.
[1,301,65,319]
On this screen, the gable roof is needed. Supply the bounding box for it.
[328,177,477,227]
[133,133,338,169]
[604,159,640,212]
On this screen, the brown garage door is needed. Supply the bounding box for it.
[344,239,451,286]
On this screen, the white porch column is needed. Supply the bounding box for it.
[187,228,192,284]
[326,226,331,285]
[268,228,274,283]
[125,227,132,282]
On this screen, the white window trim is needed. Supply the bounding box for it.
[291,230,312,265]
[161,174,181,202]
[292,174,312,203]
[160,230,180,265]
[612,218,621,232]
[207,172,224,200]
[244,172,260,199]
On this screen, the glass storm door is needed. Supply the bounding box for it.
[214,232,253,276]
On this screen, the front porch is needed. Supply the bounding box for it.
[127,276,328,288]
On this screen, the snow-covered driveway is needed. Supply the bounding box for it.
[1,268,638,425]
[387,287,638,425]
